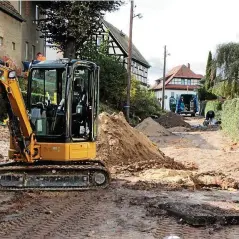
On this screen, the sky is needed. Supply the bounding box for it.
[105,0,239,84]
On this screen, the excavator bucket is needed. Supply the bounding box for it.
[0,160,110,191]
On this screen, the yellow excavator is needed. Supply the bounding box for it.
[0,59,110,190]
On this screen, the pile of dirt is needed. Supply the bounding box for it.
[135,117,171,137]
[97,112,186,173]
[155,112,191,129]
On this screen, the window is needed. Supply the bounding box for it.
[12,42,16,50]
[32,45,35,60]
[30,69,66,136]
[171,92,175,97]
[97,35,102,46]
[181,79,185,85]
[191,79,199,85]
[0,37,3,46]
[25,42,29,60]
[35,5,39,23]
[172,78,181,84]
[187,79,191,85]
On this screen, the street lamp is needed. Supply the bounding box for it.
[126,0,142,122]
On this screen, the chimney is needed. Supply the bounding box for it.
[187,63,190,69]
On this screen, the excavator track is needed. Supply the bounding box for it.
[0,160,110,191]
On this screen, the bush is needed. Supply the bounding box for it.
[0,75,28,121]
[204,100,222,120]
[130,78,161,120]
[212,81,239,99]
[99,102,119,114]
[221,98,239,141]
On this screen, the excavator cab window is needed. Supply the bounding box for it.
[29,68,66,137]
[71,64,99,141]
[27,61,99,143]
[71,67,90,139]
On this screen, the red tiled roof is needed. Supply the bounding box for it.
[173,65,202,79]
[0,1,24,22]
[151,64,202,90]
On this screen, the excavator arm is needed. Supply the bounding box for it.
[0,65,40,163]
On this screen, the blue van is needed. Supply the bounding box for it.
[176,93,198,117]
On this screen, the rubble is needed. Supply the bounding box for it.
[155,112,191,129]
[97,112,186,173]
[0,126,9,162]
[135,117,171,137]
[0,125,9,142]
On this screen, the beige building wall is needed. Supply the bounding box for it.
[19,1,44,61]
[0,0,45,72]
[0,11,22,70]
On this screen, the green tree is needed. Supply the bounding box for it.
[205,51,212,90]
[129,78,161,119]
[209,42,239,99]
[216,42,239,81]
[36,1,122,58]
[80,41,127,108]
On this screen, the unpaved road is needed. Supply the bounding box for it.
[153,118,239,181]
[1,119,239,238]
[1,183,239,239]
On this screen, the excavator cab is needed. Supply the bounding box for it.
[27,60,99,142]
[0,59,109,190]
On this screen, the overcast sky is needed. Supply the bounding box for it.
[105,0,239,84]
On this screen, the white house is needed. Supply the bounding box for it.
[151,64,203,111]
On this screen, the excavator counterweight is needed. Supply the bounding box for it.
[0,59,110,190]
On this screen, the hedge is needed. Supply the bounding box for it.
[221,98,239,141]
[204,100,222,120]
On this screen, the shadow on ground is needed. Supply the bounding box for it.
[149,131,217,150]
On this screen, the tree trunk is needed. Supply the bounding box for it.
[64,38,76,59]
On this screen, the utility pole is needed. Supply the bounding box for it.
[126,0,134,122]
[162,45,167,111]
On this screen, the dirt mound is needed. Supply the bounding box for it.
[97,112,186,173]
[155,112,191,128]
[135,117,171,137]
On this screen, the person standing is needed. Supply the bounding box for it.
[36,52,46,61]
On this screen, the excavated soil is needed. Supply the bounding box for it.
[96,112,185,173]
[155,112,191,128]
[0,126,9,142]
[0,126,9,162]
[135,117,171,137]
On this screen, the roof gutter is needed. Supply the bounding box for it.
[0,6,25,22]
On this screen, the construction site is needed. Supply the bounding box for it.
[0,112,239,239]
